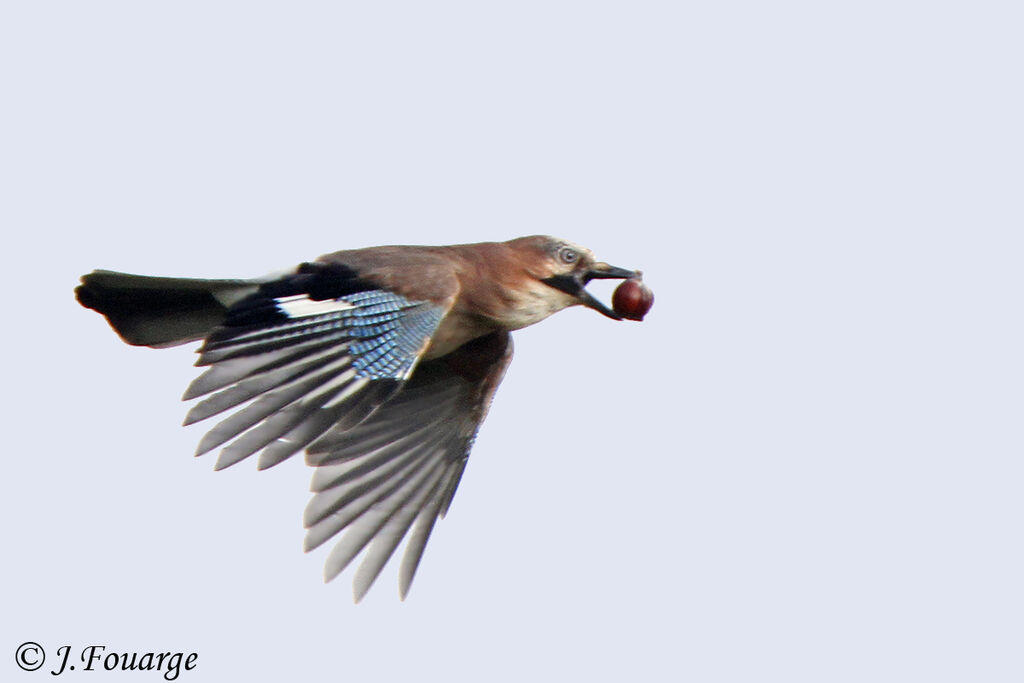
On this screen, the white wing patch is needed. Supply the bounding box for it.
[276,294,356,318]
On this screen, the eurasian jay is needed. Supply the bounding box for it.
[75,235,644,601]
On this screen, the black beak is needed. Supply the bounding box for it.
[584,262,638,282]
[543,262,640,320]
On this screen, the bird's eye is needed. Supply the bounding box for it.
[558,247,579,265]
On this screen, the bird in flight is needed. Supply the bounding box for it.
[76,235,650,601]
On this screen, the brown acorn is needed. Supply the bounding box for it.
[612,277,654,321]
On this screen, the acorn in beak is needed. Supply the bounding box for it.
[542,262,639,320]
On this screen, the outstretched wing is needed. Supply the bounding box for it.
[303,331,514,601]
[179,260,512,600]
[182,261,453,471]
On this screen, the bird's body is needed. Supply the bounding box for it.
[76,235,643,601]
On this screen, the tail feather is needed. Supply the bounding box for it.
[75,270,259,348]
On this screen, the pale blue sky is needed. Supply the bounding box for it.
[3,2,1022,681]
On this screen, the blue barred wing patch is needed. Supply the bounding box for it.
[343,291,445,380]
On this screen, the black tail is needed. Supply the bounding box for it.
[75,270,259,348]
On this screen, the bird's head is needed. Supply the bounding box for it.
[507,235,639,320]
